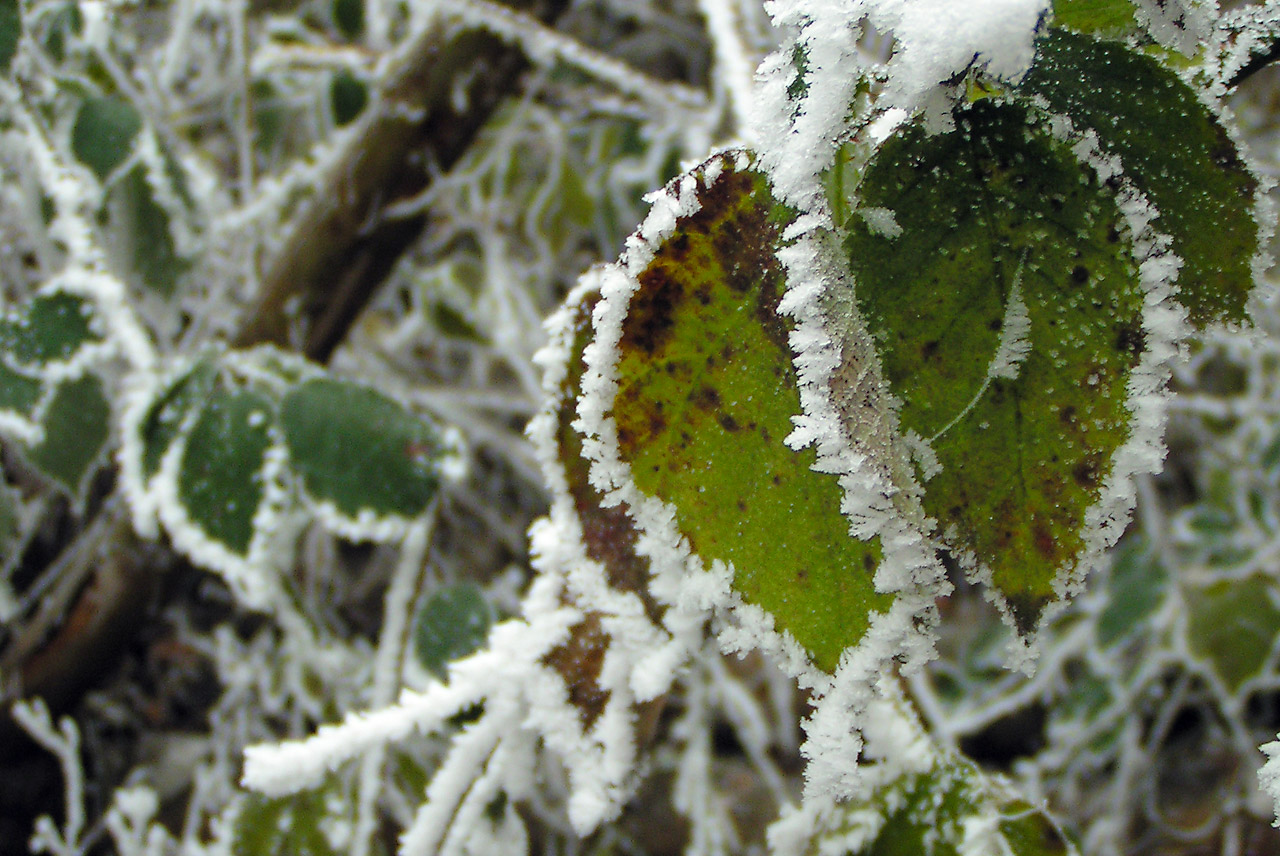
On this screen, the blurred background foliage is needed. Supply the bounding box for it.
[0,1,1278,855]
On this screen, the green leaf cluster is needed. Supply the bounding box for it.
[125,346,456,567]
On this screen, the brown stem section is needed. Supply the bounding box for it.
[234,0,570,360]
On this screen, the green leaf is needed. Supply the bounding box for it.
[136,360,218,481]
[1050,0,1137,38]
[26,373,110,496]
[1096,537,1167,647]
[413,582,492,678]
[610,160,892,673]
[178,386,275,556]
[1020,28,1260,328]
[42,3,82,63]
[109,166,182,295]
[0,0,21,73]
[71,96,143,181]
[1186,574,1280,694]
[0,291,100,366]
[280,378,443,523]
[332,0,364,39]
[0,362,43,416]
[846,100,1145,633]
[330,68,367,126]
[796,758,1073,856]
[234,790,339,856]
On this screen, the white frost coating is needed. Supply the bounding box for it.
[755,0,1047,212]
[13,698,87,856]
[864,0,1048,109]
[857,206,902,239]
[1260,737,1280,826]
[242,601,576,796]
[1133,0,1214,58]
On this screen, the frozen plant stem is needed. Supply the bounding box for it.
[11,699,85,856]
[353,510,437,856]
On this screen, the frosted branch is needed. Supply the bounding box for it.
[12,699,86,856]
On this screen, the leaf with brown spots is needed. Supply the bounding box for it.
[607,156,893,674]
[845,99,1149,634]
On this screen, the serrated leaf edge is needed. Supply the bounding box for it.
[573,151,944,728]
[523,275,691,830]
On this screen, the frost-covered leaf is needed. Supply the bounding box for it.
[0,291,101,367]
[603,158,892,673]
[1020,28,1260,327]
[233,790,340,856]
[787,758,1074,856]
[280,377,447,527]
[846,100,1146,633]
[108,166,182,295]
[135,360,217,482]
[71,96,143,181]
[1186,573,1280,694]
[26,373,110,498]
[554,289,656,605]
[0,0,20,73]
[0,362,43,417]
[413,582,492,678]
[178,386,275,556]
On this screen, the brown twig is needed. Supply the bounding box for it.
[234,0,570,361]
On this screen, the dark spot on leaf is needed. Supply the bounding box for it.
[1059,405,1076,425]
[923,339,940,358]
[1071,265,1089,284]
[543,614,611,729]
[649,411,667,436]
[718,414,741,432]
[862,553,875,572]
[1073,460,1098,488]
[621,265,683,355]
[987,318,1002,332]
[617,425,635,451]
[1033,523,1058,560]
[691,385,721,410]
[1004,591,1045,636]
[664,231,690,260]
[1116,321,1146,362]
